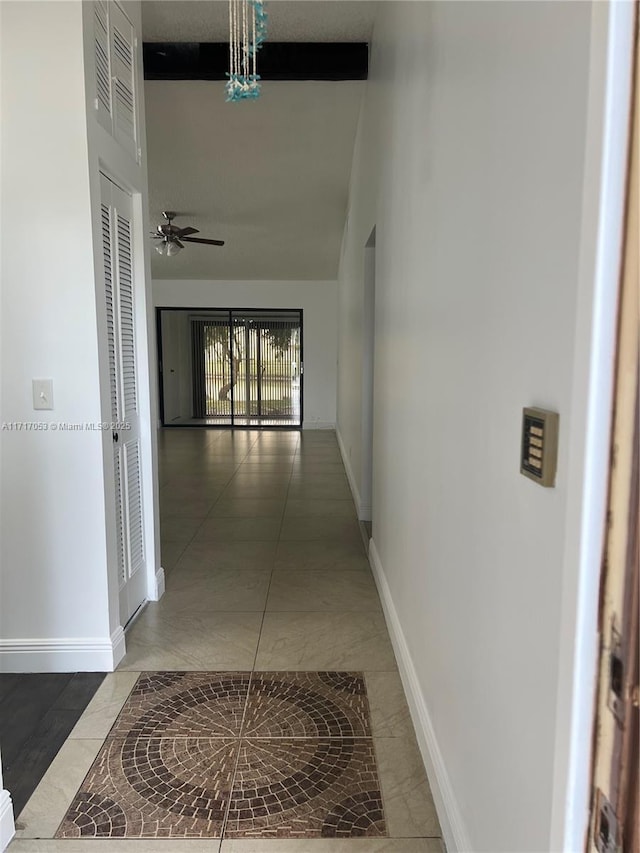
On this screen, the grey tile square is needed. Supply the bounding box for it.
[160,497,218,518]
[69,673,140,740]
[291,462,346,474]
[160,482,230,501]
[119,609,262,671]
[243,454,297,463]
[230,470,293,484]
[287,482,353,501]
[195,517,282,542]
[222,482,291,499]
[177,540,278,573]
[274,540,369,573]
[255,613,397,671]
[267,571,381,612]
[160,541,188,574]
[210,498,286,518]
[280,515,362,542]
[285,499,356,519]
[289,472,350,486]
[365,672,416,739]
[374,738,441,837]
[163,568,271,612]
[160,516,204,543]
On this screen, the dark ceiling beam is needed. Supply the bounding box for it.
[143,42,368,81]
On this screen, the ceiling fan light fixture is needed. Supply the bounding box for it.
[151,213,224,255]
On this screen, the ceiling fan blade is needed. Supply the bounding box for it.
[175,226,199,238]
[182,237,225,246]
[174,238,185,248]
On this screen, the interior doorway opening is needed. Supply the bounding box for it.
[157,308,303,428]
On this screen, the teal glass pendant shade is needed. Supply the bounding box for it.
[226,0,268,102]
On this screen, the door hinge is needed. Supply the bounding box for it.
[594,790,620,853]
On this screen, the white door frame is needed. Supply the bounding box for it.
[360,226,377,523]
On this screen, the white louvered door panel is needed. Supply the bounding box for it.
[110,3,138,160]
[93,0,112,133]
[101,193,127,588]
[124,441,145,576]
[101,201,119,423]
[116,214,137,417]
[100,173,146,625]
[113,447,127,585]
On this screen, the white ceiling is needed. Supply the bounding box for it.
[146,78,365,279]
[145,1,373,279]
[142,1,376,43]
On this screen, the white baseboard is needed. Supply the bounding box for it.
[111,626,126,669]
[302,421,335,430]
[336,425,362,516]
[149,567,165,601]
[359,502,372,520]
[0,628,125,673]
[368,538,472,853]
[0,789,14,852]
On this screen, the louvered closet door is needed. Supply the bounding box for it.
[93,0,112,133]
[110,3,137,159]
[92,1,138,161]
[100,173,146,626]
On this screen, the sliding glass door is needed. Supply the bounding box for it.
[159,308,302,427]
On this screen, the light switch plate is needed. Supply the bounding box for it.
[32,378,54,410]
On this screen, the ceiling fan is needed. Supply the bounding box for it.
[152,211,225,256]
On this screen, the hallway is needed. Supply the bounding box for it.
[10,429,442,851]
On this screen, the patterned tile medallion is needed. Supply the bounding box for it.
[244,671,371,738]
[55,671,387,840]
[56,738,237,838]
[109,671,250,739]
[226,738,385,838]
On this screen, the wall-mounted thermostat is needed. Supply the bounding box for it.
[521,407,559,487]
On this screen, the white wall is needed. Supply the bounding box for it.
[0,0,160,671]
[0,1,114,670]
[153,280,338,428]
[337,2,632,851]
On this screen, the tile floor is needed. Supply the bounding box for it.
[9,429,442,853]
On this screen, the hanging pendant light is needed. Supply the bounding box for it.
[226,0,267,102]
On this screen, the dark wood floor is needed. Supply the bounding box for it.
[0,672,105,816]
